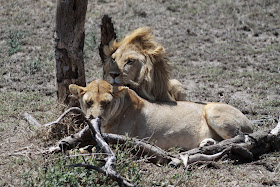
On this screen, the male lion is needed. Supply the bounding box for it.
[101,27,186,102]
[69,79,253,150]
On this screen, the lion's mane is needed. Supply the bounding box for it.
[103,28,179,101]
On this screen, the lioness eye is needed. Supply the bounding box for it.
[86,100,93,108]
[126,60,134,65]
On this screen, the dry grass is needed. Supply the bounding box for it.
[0,0,279,186]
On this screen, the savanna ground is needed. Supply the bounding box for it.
[0,0,280,186]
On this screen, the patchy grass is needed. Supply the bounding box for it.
[84,30,98,60]
[6,30,25,56]
[22,57,44,75]
[1,0,280,186]
[264,100,280,107]
[24,145,143,186]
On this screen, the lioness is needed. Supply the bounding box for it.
[102,27,186,102]
[69,79,253,150]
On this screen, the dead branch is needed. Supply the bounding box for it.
[270,116,280,135]
[69,163,135,187]
[102,133,181,166]
[57,126,180,166]
[44,107,84,127]
[45,108,134,186]
[179,118,280,166]
[23,112,42,127]
[87,118,135,187]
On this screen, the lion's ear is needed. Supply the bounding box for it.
[145,46,164,57]
[103,39,117,57]
[69,84,86,98]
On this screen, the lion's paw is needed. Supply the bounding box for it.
[199,138,216,147]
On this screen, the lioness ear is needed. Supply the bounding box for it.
[112,86,128,97]
[69,84,86,98]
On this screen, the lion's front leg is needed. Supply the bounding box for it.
[127,80,158,101]
[127,80,140,88]
[168,79,187,101]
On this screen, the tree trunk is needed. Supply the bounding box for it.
[99,15,116,65]
[55,0,88,105]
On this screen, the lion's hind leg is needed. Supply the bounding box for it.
[168,79,187,101]
[204,103,253,140]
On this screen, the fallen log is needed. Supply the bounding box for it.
[179,117,280,166]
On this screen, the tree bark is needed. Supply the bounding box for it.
[99,15,116,65]
[55,0,87,105]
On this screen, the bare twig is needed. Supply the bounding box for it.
[180,149,228,167]
[23,112,42,127]
[87,118,135,186]
[68,163,135,187]
[102,133,181,166]
[270,116,280,135]
[44,108,135,186]
[44,107,83,127]
[57,127,181,166]
[54,114,280,167]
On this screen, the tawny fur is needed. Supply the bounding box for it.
[102,27,186,102]
[69,80,253,150]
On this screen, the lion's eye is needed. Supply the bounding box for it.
[126,60,134,65]
[86,100,93,108]
[100,101,109,107]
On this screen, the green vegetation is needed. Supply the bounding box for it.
[7,30,25,56]
[24,145,142,186]
[22,57,44,75]
[264,100,280,107]
[84,30,98,61]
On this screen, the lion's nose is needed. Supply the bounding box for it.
[109,72,120,79]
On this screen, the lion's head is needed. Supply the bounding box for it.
[102,27,174,101]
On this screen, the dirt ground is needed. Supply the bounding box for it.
[0,0,280,186]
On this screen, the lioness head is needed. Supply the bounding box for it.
[103,27,171,101]
[69,79,130,128]
[69,79,116,120]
